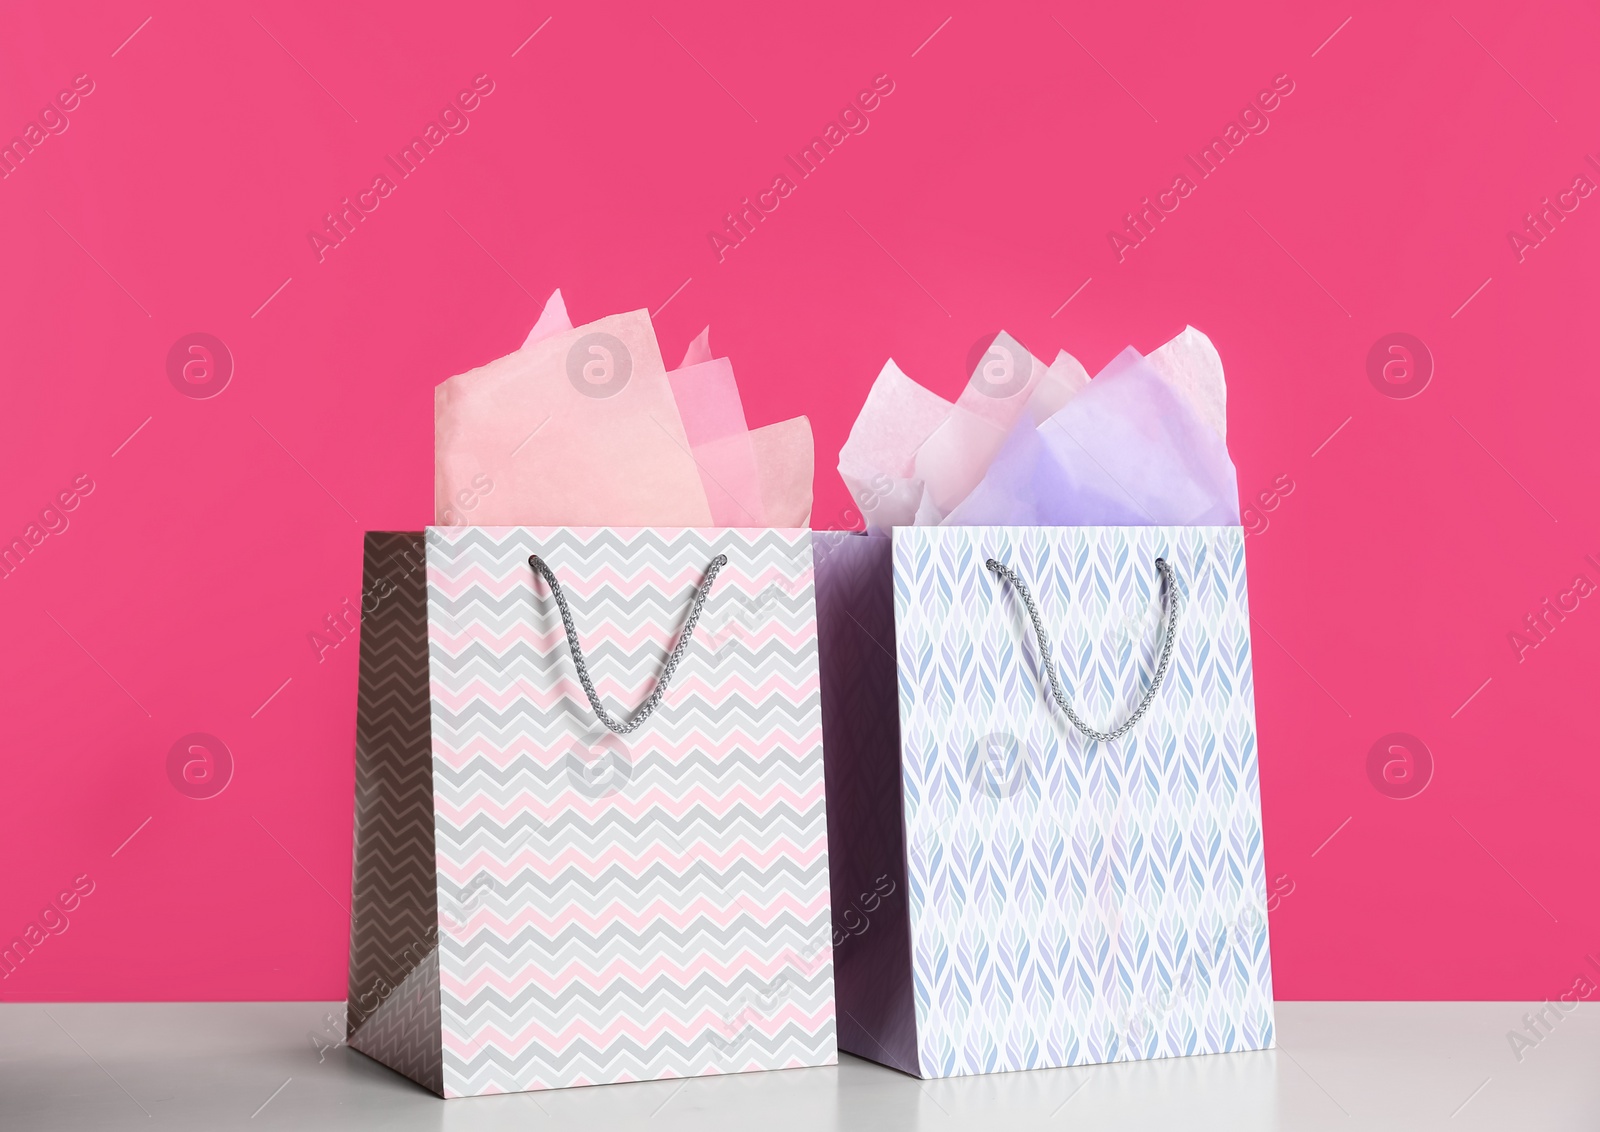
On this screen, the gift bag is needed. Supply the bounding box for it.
[819,327,1273,1078]
[816,524,1273,1078]
[346,290,832,1097]
[347,526,834,1096]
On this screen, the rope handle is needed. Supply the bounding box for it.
[528,552,728,736]
[985,556,1180,744]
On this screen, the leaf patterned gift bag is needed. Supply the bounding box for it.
[818,328,1272,1078]
[815,524,1273,1078]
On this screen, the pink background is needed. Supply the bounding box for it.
[3,0,1597,1002]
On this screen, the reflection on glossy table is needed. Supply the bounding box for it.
[2,1001,1596,1131]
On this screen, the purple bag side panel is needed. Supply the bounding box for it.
[813,532,920,1076]
[346,531,444,1095]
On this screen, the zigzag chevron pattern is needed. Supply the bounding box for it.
[347,532,442,1091]
[347,944,444,1094]
[893,525,1275,1078]
[428,526,835,1096]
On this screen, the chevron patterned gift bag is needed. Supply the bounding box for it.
[346,525,835,1096]
[814,523,1275,1078]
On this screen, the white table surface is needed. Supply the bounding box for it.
[2,1001,1595,1130]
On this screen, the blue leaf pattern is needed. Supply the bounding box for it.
[892,525,1274,1077]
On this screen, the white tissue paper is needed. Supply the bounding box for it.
[839,326,1238,530]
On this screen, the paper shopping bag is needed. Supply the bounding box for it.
[347,527,835,1096]
[814,523,1274,1078]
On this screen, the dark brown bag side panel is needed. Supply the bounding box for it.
[345,531,443,1095]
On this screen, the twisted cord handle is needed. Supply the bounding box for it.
[528,552,728,736]
[985,556,1180,744]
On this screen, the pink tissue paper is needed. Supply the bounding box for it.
[436,290,813,527]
